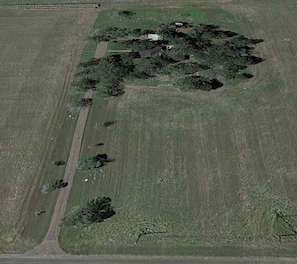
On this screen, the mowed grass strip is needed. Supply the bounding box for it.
[61,4,297,256]
[0,9,97,253]
[81,4,237,62]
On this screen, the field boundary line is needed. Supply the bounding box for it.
[0,0,296,9]
[0,3,100,10]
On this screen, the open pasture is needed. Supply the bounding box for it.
[0,8,97,252]
[59,2,297,256]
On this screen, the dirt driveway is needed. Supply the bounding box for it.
[30,41,108,255]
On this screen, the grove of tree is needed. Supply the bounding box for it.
[73,20,263,95]
[63,197,115,227]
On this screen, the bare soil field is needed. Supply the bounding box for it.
[0,9,97,252]
[59,2,297,257]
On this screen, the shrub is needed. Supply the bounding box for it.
[77,154,112,170]
[63,197,115,227]
[53,160,66,166]
[176,76,223,91]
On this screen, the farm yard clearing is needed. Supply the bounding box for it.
[60,2,297,257]
[0,8,98,252]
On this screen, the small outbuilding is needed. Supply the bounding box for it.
[148,34,163,41]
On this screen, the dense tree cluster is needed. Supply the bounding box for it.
[74,21,263,95]
[63,197,115,227]
[157,22,263,89]
[162,62,210,76]
[74,54,134,97]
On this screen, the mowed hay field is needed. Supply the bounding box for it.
[60,3,297,256]
[0,9,97,252]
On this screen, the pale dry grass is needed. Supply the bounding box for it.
[0,9,97,252]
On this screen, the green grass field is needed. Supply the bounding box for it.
[0,8,97,253]
[80,3,241,62]
[59,2,297,256]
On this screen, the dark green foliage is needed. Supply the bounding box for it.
[52,179,68,189]
[75,54,134,97]
[81,98,92,107]
[75,22,263,95]
[158,23,178,40]
[78,58,100,68]
[130,39,165,52]
[53,160,66,166]
[109,39,165,53]
[164,62,209,75]
[77,153,113,170]
[95,84,110,98]
[118,10,136,17]
[176,76,223,91]
[241,73,253,79]
[63,197,115,227]
[131,59,155,79]
[132,57,168,78]
[71,80,91,94]
[70,98,92,110]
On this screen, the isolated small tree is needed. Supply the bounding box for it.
[118,10,135,17]
[77,154,112,170]
[52,179,68,189]
[53,160,66,166]
[95,120,117,128]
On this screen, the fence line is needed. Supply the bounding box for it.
[0,3,100,9]
[0,0,296,9]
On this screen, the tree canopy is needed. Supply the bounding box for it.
[77,153,112,170]
[63,197,115,227]
[74,21,263,94]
